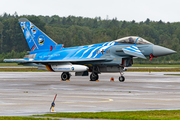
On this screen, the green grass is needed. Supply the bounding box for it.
[164,74,180,75]
[1,63,180,67]
[0,117,55,120]
[0,68,46,72]
[0,63,46,71]
[0,68,178,72]
[127,68,180,72]
[2,110,180,120]
[0,63,22,66]
[132,64,180,67]
[0,63,180,72]
[35,110,180,120]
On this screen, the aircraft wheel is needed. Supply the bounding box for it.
[90,73,99,81]
[119,76,125,82]
[61,72,70,81]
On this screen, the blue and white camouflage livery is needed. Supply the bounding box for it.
[4,18,176,82]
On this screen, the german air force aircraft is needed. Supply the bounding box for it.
[4,18,176,82]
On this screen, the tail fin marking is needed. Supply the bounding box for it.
[19,18,57,52]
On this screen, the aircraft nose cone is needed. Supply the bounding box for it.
[153,45,176,57]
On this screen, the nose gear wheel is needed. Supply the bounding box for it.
[119,76,125,82]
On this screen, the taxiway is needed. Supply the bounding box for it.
[0,72,180,116]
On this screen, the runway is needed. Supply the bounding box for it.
[0,72,180,116]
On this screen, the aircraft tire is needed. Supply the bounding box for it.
[119,76,125,82]
[90,73,99,81]
[61,72,70,81]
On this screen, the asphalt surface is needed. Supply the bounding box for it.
[0,72,180,116]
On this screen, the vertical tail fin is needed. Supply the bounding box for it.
[19,18,57,52]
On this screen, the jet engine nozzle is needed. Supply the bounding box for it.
[153,45,176,57]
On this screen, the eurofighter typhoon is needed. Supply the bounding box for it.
[4,18,176,82]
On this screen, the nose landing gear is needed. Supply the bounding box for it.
[119,67,125,82]
[119,75,125,82]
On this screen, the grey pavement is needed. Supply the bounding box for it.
[0,72,180,116]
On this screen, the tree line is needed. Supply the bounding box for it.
[0,12,179,63]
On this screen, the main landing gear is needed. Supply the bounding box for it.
[61,72,71,81]
[60,66,126,82]
[90,66,100,81]
[90,72,99,81]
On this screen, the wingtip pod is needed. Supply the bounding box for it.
[18,18,29,22]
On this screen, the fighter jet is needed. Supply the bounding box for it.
[4,18,176,82]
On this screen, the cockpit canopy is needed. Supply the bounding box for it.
[114,36,153,44]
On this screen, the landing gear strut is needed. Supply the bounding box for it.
[90,73,99,81]
[61,72,71,81]
[119,67,125,82]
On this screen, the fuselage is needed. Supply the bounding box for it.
[26,36,175,72]
[28,40,152,67]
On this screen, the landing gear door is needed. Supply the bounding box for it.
[121,58,133,67]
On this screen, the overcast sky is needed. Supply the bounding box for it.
[1,0,180,22]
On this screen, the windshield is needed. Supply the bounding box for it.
[114,36,152,44]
